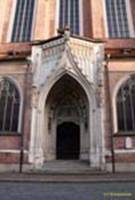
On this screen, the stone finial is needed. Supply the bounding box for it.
[57,26,70,40]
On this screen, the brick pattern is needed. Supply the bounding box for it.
[106,154,135,163]
[90,0,105,38]
[32,0,47,40]
[22,72,32,150]
[113,137,135,150]
[105,39,135,49]
[113,138,125,149]
[83,0,93,38]
[0,56,32,163]
[0,136,21,149]
[104,63,135,163]
[48,0,56,37]
[0,153,28,164]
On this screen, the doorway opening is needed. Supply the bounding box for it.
[56,122,80,160]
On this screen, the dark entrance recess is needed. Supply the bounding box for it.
[56,122,80,160]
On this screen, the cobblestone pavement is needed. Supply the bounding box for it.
[0,182,134,200]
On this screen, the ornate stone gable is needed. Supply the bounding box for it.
[31,34,104,93]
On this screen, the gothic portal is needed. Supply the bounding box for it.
[0,0,135,173]
[45,74,88,161]
[29,35,104,169]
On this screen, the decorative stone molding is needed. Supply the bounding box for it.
[31,35,104,92]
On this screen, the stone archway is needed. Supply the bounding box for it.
[29,35,105,170]
[45,74,89,161]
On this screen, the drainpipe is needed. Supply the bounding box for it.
[104,54,115,173]
[19,59,31,173]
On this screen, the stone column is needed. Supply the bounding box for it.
[29,87,44,169]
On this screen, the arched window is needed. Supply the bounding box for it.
[117,76,135,132]
[105,0,133,38]
[11,0,35,42]
[0,78,20,133]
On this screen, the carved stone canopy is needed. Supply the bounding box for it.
[31,34,104,91]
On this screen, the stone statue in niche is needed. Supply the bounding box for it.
[31,86,40,108]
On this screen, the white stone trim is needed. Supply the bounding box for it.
[102,0,109,38]
[115,149,135,154]
[112,74,131,133]
[6,0,17,42]
[79,0,84,36]
[106,149,135,155]
[68,0,71,28]
[55,0,60,35]
[125,137,132,149]
[31,0,37,40]
[0,149,28,154]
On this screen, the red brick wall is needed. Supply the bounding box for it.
[0,136,21,149]
[23,71,32,150]
[104,61,135,163]
[0,53,32,164]
[106,154,135,163]
[105,39,135,49]
[83,0,93,38]
[0,153,28,164]
[104,70,133,149]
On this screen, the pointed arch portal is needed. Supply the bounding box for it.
[29,35,105,169]
[29,72,104,169]
[45,74,89,160]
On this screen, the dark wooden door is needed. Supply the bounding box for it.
[56,122,80,159]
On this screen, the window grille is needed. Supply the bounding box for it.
[0,78,20,133]
[11,0,35,42]
[59,0,80,35]
[105,0,130,38]
[117,75,135,132]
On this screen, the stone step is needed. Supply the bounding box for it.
[29,160,107,175]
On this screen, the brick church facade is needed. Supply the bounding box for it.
[0,0,135,172]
